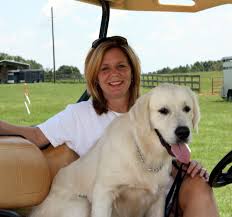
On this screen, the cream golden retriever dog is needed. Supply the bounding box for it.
[30,84,200,217]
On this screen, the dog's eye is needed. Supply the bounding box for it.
[158,107,169,115]
[183,106,191,113]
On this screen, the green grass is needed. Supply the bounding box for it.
[193,95,232,217]
[0,82,231,216]
[0,83,86,125]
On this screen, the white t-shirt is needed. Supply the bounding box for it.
[37,99,121,156]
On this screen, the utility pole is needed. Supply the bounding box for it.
[51,7,56,83]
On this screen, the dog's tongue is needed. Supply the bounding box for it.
[171,144,191,164]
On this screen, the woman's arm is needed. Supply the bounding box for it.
[0,120,49,148]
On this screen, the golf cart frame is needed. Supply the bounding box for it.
[0,0,232,216]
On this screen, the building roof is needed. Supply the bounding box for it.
[0,60,30,68]
[222,56,232,61]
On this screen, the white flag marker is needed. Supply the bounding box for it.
[25,94,31,104]
[24,101,31,115]
[23,83,31,115]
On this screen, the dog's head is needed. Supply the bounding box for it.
[129,84,200,164]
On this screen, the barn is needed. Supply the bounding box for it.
[0,60,44,83]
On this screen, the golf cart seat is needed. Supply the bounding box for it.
[0,136,79,209]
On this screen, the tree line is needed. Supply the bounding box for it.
[46,65,82,81]
[150,60,223,74]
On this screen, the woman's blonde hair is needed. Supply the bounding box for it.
[84,38,141,115]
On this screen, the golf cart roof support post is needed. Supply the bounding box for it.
[77,0,110,103]
[99,0,110,38]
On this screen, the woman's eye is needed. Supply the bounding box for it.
[117,64,127,69]
[100,67,109,72]
[158,107,169,115]
[119,64,126,68]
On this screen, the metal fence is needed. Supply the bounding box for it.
[141,74,201,92]
[211,77,223,94]
[45,74,85,83]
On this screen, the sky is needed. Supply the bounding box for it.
[1,0,232,74]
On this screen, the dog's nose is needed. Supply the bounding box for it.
[175,126,190,141]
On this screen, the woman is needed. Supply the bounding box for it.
[0,36,219,217]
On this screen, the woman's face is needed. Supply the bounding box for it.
[97,47,132,102]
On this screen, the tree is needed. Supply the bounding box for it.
[191,61,204,72]
[44,68,53,82]
[56,65,81,79]
[26,60,43,69]
[157,67,171,74]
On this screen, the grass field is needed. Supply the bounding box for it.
[0,80,231,216]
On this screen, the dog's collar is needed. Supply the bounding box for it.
[155,129,175,157]
[136,144,163,173]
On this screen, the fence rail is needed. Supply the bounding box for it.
[44,74,85,83]
[211,77,223,94]
[141,74,201,92]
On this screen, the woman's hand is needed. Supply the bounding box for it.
[183,160,209,181]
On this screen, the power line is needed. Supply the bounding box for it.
[51,7,56,83]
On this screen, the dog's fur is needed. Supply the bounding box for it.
[30,84,200,217]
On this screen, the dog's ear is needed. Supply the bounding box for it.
[129,91,153,132]
[189,89,200,132]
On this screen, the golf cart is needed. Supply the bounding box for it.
[0,0,232,217]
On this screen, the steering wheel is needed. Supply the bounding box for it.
[209,150,232,187]
[0,209,21,217]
